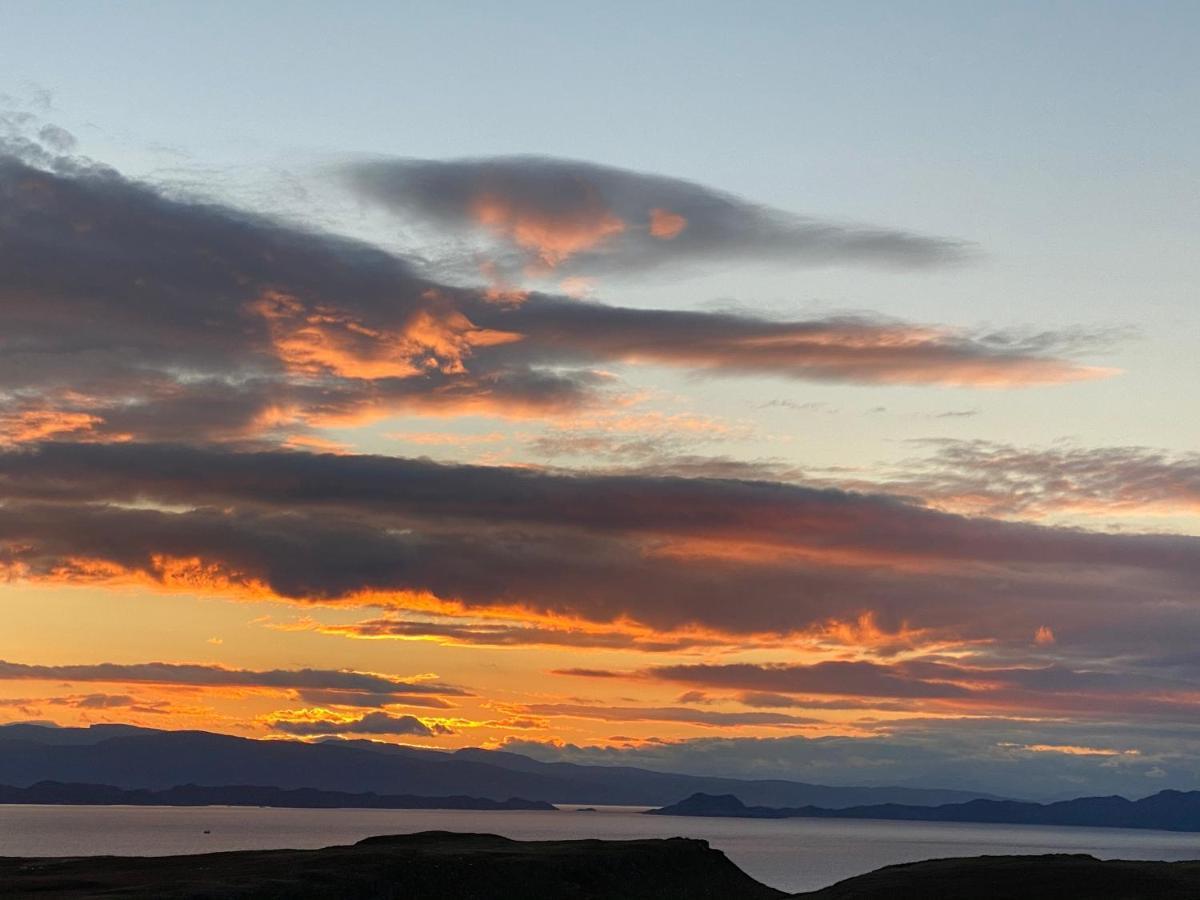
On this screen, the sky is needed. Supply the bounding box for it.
[0,1,1198,800]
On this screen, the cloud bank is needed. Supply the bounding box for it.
[0,150,1112,448]
[1,442,1198,658]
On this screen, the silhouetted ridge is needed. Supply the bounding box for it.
[0,723,999,808]
[0,831,786,899]
[650,789,1200,832]
[0,781,554,810]
[792,854,1200,899]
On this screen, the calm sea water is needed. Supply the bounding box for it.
[2,804,1198,893]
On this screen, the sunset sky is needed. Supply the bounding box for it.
[1,1,1198,799]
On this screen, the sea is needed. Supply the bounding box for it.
[2,803,1198,894]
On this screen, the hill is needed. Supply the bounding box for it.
[2,833,1198,898]
[793,854,1200,899]
[0,831,785,899]
[0,781,554,810]
[650,790,1200,832]
[0,723,996,808]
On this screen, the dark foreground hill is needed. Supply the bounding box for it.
[0,781,554,811]
[0,831,785,899]
[0,723,997,808]
[793,854,1200,899]
[649,790,1200,832]
[2,836,1198,899]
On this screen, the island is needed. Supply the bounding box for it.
[0,781,555,811]
[648,789,1200,832]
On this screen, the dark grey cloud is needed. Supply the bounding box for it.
[313,616,725,652]
[0,693,171,716]
[734,692,911,711]
[484,307,1112,386]
[0,660,467,700]
[342,155,968,280]
[0,151,599,442]
[270,711,452,737]
[0,152,1108,448]
[641,659,1200,720]
[1,441,1199,651]
[521,703,821,728]
[551,669,627,679]
[10,441,1196,575]
[293,689,456,710]
[647,661,976,699]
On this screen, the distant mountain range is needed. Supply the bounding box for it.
[0,723,998,808]
[650,790,1200,832]
[0,781,554,811]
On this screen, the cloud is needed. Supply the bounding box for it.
[267,709,452,737]
[934,408,980,419]
[306,616,727,653]
[0,660,467,700]
[638,658,1200,722]
[0,151,625,442]
[0,692,170,715]
[647,661,975,699]
[341,155,968,281]
[875,439,1200,521]
[521,703,821,728]
[508,310,1114,386]
[0,150,1114,452]
[551,668,626,679]
[293,690,457,710]
[503,714,1200,800]
[734,692,910,711]
[1,441,1199,654]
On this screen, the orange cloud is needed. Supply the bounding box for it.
[252,290,522,380]
[30,554,278,605]
[642,534,955,574]
[264,707,453,736]
[648,208,687,239]
[0,409,103,445]
[1015,743,1141,757]
[558,276,595,298]
[478,260,529,305]
[714,324,1117,387]
[815,612,936,656]
[470,192,625,271]
[289,613,739,653]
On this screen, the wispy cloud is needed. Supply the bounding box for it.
[876,439,1200,521]
[0,660,467,701]
[520,703,821,729]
